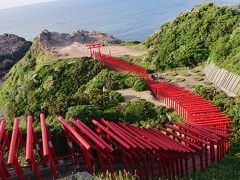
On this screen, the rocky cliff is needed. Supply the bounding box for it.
[29,29,123,59]
[0,34,32,84]
[37,29,122,49]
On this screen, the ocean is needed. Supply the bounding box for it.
[0,0,239,41]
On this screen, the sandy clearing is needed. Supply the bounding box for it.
[117,88,165,106]
[54,42,146,59]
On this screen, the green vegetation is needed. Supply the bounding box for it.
[120,99,182,127]
[85,69,146,92]
[121,41,141,46]
[132,78,146,91]
[174,77,185,82]
[120,55,151,70]
[193,85,240,146]
[0,55,104,124]
[169,72,178,76]
[203,81,212,85]
[193,76,204,81]
[0,35,180,158]
[185,150,240,180]
[191,66,203,73]
[144,4,240,73]
[180,70,191,77]
[123,99,157,124]
[0,48,145,132]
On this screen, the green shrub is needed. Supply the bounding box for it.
[175,77,185,82]
[86,69,141,91]
[128,103,175,128]
[0,56,105,122]
[121,41,141,46]
[86,90,124,110]
[193,76,204,81]
[138,118,163,128]
[197,72,205,76]
[181,71,191,77]
[124,76,139,87]
[164,77,173,82]
[103,107,123,121]
[144,4,240,73]
[123,99,157,124]
[204,81,213,85]
[133,78,146,91]
[170,72,178,76]
[191,67,202,73]
[66,105,103,125]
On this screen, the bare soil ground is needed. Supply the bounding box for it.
[54,43,146,59]
[157,66,213,90]
[117,88,165,106]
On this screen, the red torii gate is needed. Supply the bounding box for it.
[0,115,231,179]
[0,53,234,179]
[7,118,25,180]
[40,113,58,178]
[0,120,10,180]
[26,115,45,180]
[86,44,102,58]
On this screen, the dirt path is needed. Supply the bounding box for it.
[55,43,146,59]
[117,88,165,106]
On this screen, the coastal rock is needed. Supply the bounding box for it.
[0,34,32,83]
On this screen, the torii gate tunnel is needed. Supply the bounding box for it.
[0,50,233,179]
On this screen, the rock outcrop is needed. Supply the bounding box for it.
[37,29,122,50]
[0,34,32,84]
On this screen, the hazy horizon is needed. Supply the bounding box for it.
[0,0,57,10]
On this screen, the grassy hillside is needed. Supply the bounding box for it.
[144,3,240,74]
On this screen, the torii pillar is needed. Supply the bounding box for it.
[86,44,102,58]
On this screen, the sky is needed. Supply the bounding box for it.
[0,0,57,10]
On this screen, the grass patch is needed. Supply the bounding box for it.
[181,71,191,77]
[169,72,178,76]
[175,77,186,82]
[121,41,141,46]
[186,84,195,89]
[194,76,204,81]
[164,76,174,82]
[185,151,240,180]
[197,72,205,76]
[120,55,150,70]
[204,81,213,85]
[128,44,148,52]
[191,67,202,73]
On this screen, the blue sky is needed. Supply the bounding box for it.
[0,0,57,9]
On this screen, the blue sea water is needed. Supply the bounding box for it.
[0,0,239,41]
